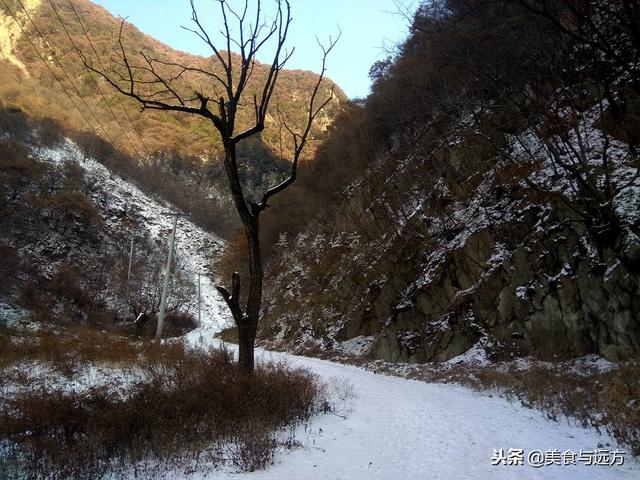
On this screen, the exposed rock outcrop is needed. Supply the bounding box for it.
[261,123,639,363]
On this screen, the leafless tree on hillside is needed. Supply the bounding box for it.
[84,0,338,371]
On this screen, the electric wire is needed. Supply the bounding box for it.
[68,0,151,159]
[15,0,120,151]
[47,0,142,158]
[1,0,103,141]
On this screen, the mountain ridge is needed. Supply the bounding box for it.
[254,0,640,364]
[0,0,346,160]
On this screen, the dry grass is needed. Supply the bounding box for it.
[0,333,326,478]
[214,325,239,344]
[366,359,640,456]
[0,325,140,375]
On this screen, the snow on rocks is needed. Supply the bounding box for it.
[0,303,33,329]
[508,101,639,227]
[335,335,374,356]
[33,139,231,331]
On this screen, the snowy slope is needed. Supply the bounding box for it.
[178,333,639,480]
[34,139,231,331]
[24,141,640,480]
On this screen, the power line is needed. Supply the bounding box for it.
[1,0,103,141]
[15,0,119,151]
[47,0,142,158]
[67,0,151,159]
[49,0,140,156]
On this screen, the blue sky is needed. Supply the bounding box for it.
[92,0,412,99]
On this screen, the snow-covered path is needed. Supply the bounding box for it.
[33,139,638,480]
[183,331,639,480]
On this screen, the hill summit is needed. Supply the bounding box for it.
[0,0,345,159]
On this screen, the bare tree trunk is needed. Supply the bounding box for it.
[237,321,256,371]
[85,0,338,372]
[240,218,262,371]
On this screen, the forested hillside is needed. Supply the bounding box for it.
[2,1,640,477]
[0,109,228,338]
[0,0,345,237]
[0,0,344,156]
[249,0,640,363]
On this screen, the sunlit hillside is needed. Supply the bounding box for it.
[0,0,345,160]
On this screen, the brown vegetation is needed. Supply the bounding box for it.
[0,324,139,373]
[0,336,325,478]
[0,0,345,159]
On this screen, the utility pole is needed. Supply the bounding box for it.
[127,234,134,285]
[125,234,134,296]
[198,272,202,326]
[122,202,135,320]
[155,212,188,341]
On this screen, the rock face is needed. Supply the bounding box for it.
[262,188,639,363]
[260,124,640,363]
[370,204,639,363]
[0,0,41,74]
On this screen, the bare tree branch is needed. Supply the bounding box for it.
[84,0,338,371]
[257,31,341,211]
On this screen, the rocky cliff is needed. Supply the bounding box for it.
[254,0,640,364]
[259,102,639,364]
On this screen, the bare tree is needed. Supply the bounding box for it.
[85,0,337,371]
[122,244,193,334]
[507,0,640,94]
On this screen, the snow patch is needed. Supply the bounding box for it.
[34,139,231,331]
[335,335,374,356]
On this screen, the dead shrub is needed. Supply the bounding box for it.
[0,106,31,140]
[0,342,325,478]
[37,331,79,377]
[215,325,239,343]
[0,244,21,294]
[599,365,640,454]
[0,326,141,371]
[34,190,102,227]
[0,140,44,193]
[34,116,66,147]
[225,420,276,472]
[161,312,198,337]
